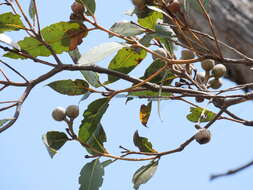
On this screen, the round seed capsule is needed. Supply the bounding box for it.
[195,128,211,144]
[209,78,222,89]
[201,59,215,71]
[52,107,66,121]
[212,64,227,78]
[66,105,79,119]
[181,49,195,60]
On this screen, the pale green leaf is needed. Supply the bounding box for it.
[109,21,145,37]
[79,159,104,190]
[78,42,127,66]
[132,161,159,190]
[0,33,20,50]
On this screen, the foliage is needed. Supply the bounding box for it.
[0,0,252,189]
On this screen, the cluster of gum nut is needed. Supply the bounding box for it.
[153,48,226,144]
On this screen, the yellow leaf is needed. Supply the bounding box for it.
[139,101,152,127]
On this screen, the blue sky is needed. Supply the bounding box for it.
[1,0,253,190]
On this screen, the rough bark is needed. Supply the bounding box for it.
[177,0,253,86]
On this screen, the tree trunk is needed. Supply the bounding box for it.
[177,0,253,86]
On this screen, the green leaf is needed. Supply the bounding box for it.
[107,47,147,83]
[86,123,107,155]
[0,33,20,50]
[139,102,152,127]
[138,10,163,30]
[78,42,126,65]
[4,21,88,59]
[48,79,89,96]
[0,12,24,33]
[79,159,104,190]
[68,48,101,88]
[109,21,145,37]
[0,119,12,127]
[78,0,96,15]
[28,0,36,20]
[154,23,173,38]
[78,98,110,154]
[129,90,172,98]
[139,34,154,47]
[143,59,176,84]
[101,159,113,168]
[132,161,159,190]
[42,131,68,158]
[133,131,156,153]
[187,107,216,123]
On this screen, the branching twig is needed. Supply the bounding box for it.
[210,159,253,181]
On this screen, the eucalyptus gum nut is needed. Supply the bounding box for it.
[71,2,85,15]
[209,78,222,89]
[195,129,211,144]
[181,49,195,60]
[212,64,227,78]
[66,105,79,119]
[201,59,215,71]
[52,107,66,121]
[195,96,204,103]
[152,48,167,60]
[196,72,205,83]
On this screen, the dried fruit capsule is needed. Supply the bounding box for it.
[195,128,211,144]
[181,49,195,60]
[152,48,167,60]
[71,2,85,15]
[52,107,66,121]
[66,105,79,119]
[209,78,222,89]
[201,59,215,71]
[196,72,205,83]
[195,96,205,103]
[212,64,227,78]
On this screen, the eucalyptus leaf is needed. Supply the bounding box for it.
[133,131,156,153]
[139,102,152,127]
[138,10,163,30]
[0,12,24,33]
[109,21,145,37]
[68,48,101,88]
[78,98,110,154]
[147,5,170,18]
[78,42,127,66]
[0,33,20,50]
[5,22,88,59]
[101,159,113,168]
[79,159,104,190]
[48,79,89,96]
[187,107,216,123]
[132,161,159,190]
[28,0,36,20]
[42,131,68,158]
[107,47,147,83]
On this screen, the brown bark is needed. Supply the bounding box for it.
[177,0,253,86]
